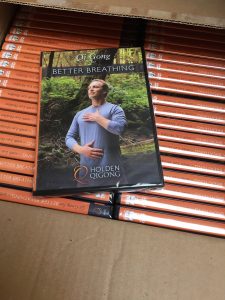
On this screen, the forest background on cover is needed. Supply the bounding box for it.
[39,48,156,168]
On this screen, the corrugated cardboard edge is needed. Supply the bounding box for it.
[1,0,225,28]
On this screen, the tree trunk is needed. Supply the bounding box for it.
[46,52,55,79]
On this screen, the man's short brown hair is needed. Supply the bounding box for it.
[89,79,109,96]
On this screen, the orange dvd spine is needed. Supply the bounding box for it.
[0,87,38,103]
[146,24,225,44]
[159,140,225,162]
[155,116,225,137]
[0,133,36,149]
[163,169,225,191]
[142,183,225,206]
[9,27,120,48]
[147,20,225,37]
[0,78,38,93]
[2,41,106,55]
[2,41,58,54]
[0,58,39,73]
[5,34,111,51]
[161,155,225,177]
[145,35,225,53]
[0,68,39,82]
[0,171,33,189]
[154,104,225,124]
[152,94,225,113]
[148,69,225,89]
[0,120,36,137]
[0,186,89,213]
[157,128,225,149]
[0,145,35,162]
[0,50,40,63]
[115,206,225,237]
[0,109,37,126]
[0,98,37,114]
[0,157,34,175]
[12,20,122,40]
[0,186,113,218]
[145,51,225,69]
[145,42,225,61]
[150,79,225,100]
[117,193,225,221]
[147,60,225,78]
[15,12,123,31]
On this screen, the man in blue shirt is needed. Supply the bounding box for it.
[65,79,127,186]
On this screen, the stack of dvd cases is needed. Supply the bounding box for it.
[0,6,225,237]
[0,6,130,219]
[115,20,225,237]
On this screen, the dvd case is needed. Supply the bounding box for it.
[161,155,225,177]
[163,169,225,191]
[115,205,225,237]
[157,128,225,148]
[33,47,163,195]
[0,145,35,162]
[145,42,225,61]
[0,120,36,137]
[146,51,225,69]
[0,50,40,63]
[0,157,34,175]
[159,140,225,161]
[147,60,225,78]
[0,171,33,189]
[0,87,38,103]
[0,132,36,149]
[146,24,225,44]
[0,109,37,125]
[116,192,225,221]
[155,116,225,136]
[143,183,225,206]
[145,34,224,53]
[0,187,113,219]
[0,98,37,114]
[152,94,225,113]
[154,104,225,124]
[9,27,120,48]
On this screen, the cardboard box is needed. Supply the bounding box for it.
[0,1,225,300]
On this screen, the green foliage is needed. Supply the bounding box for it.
[41,73,149,111]
[39,48,152,168]
[41,77,80,103]
[107,73,149,110]
[42,48,142,68]
[121,140,155,156]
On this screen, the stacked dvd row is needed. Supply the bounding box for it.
[118,20,225,236]
[0,7,125,219]
[0,6,224,237]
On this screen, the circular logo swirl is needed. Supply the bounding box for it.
[73,165,88,184]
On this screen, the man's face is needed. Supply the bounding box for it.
[88,81,105,100]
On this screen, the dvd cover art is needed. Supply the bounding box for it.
[34,47,163,195]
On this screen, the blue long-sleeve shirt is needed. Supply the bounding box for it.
[65,102,127,171]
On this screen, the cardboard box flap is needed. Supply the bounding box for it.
[1,201,225,300]
[0,0,225,28]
